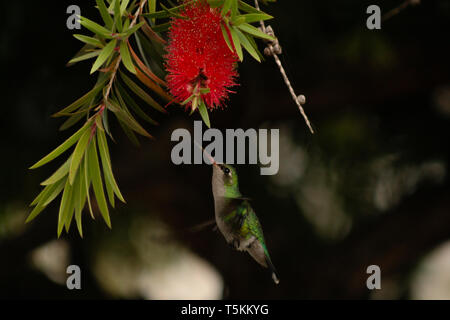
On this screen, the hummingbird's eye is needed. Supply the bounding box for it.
[223,167,231,176]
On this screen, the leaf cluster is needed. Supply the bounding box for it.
[28,0,276,236]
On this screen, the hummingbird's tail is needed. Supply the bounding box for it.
[265,256,280,285]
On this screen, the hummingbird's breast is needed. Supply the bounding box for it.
[214,197,234,242]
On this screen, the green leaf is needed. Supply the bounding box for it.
[230,27,243,61]
[87,138,111,228]
[80,16,113,38]
[241,13,273,24]
[231,0,238,16]
[30,184,51,207]
[102,108,112,138]
[221,0,234,16]
[69,127,92,185]
[122,21,145,38]
[237,0,262,14]
[181,94,195,106]
[144,0,191,19]
[29,125,89,169]
[231,16,245,26]
[73,167,84,237]
[64,194,76,233]
[108,100,154,139]
[96,0,114,29]
[57,178,74,237]
[198,99,211,128]
[235,27,261,62]
[148,0,157,23]
[120,40,136,74]
[160,3,188,20]
[120,0,130,15]
[245,33,264,61]
[119,71,165,113]
[84,153,95,219]
[27,178,66,222]
[237,23,275,41]
[90,38,117,74]
[115,82,158,125]
[114,0,123,32]
[53,80,106,117]
[117,117,140,146]
[59,113,86,131]
[73,34,104,48]
[221,23,234,53]
[151,22,170,33]
[68,50,101,65]
[97,128,126,204]
[76,161,89,237]
[41,178,67,207]
[41,157,71,186]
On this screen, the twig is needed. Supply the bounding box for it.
[382,0,421,22]
[254,0,314,134]
[104,0,148,101]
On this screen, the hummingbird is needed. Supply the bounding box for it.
[210,161,280,285]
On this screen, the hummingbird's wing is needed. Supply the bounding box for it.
[188,219,216,233]
[244,203,280,284]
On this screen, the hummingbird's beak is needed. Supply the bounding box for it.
[194,140,218,167]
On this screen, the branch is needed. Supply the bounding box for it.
[382,0,421,22]
[103,0,148,102]
[254,0,314,134]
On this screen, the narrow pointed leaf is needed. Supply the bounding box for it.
[114,0,123,32]
[221,0,233,16]
[73,34,104,47]
[97,128,125,203]
[237,0,263,14]
[90,39,117,74]
[96,0,114,29]
[53,80,106,117]
[237,23,275,41]
[198,100,211,128]
[120,40,136,74]
[235,27,261,62]
[84,154,95,219]
[26,178,65,222]
[115,82,158,125]
[42,178,67,207]
[120,0,130,15]
[87,138,111,228]
[41,157,71,186]
[241,13,273,24]
[29,125,88,169]
[80,16,113,38]
[109,100,154,139]
[221,23,234,53]
[119,71,165,113]
[122,21,145,38]
[75,162,88,237]
[59,113,86,131]
[57,179,74,237]
[117,118,140,146]
[128,41,166,86]
[69,50,101,64]
[69,127,92,185]
[230,27,243,61]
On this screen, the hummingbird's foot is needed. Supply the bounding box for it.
[229,239,240,250]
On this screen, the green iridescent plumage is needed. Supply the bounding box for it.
[211,163,279,284]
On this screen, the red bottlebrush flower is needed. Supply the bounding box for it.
[165,0,239,111]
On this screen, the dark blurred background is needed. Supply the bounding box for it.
[1,0,450,299]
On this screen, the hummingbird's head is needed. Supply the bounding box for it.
[212,163,242,199]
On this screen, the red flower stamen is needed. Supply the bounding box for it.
[165,0,239,111]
